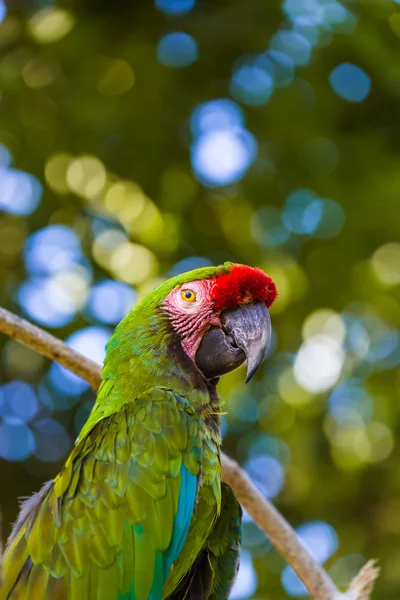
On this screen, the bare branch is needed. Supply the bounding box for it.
[0,306,379,600]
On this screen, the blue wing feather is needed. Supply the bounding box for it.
[163,464,197,579]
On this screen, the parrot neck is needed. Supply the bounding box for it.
[84,307,220,437]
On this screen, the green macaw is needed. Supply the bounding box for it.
[0,262,277,600]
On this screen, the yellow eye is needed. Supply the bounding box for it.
[181,289,196,303]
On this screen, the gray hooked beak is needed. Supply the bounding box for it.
[195,301,272,383]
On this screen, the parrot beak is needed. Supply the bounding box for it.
[195,301,272,382]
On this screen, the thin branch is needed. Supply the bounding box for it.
[0,306,379,600]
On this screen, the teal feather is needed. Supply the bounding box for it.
[149,553,164,600]
[163,465,197,579]
[118,590,136,600]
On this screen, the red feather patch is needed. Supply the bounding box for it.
[211,264,277,311]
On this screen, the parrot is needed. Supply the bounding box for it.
[0,262,277,600]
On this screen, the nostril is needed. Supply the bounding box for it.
[226,334,238,348]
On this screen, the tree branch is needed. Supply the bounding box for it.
[0,306,379,600]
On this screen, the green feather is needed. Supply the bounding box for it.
[133,524,156,600]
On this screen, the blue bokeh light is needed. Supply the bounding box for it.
[323,2,352,26]
[242,519,269,553]
[0,143,12,167]
[18,278,77,328]
[366,327,399,363]
[249,433,291,466]
[329,382,374,426]
[266,50,295,88]
[155,0,195,14]
[233,396,259,423]
[344,316,370,358]
[311,198,345,239]
[282,190,345,238]
[191,128,258,187]
[24,225,82,276]
[87,280,136,324]
[343,312,400,369]
[0,417,36,461]
[282,190,322,235]
[284,0,352,29]
[68,326,111,363]
[36,384,63,412]
[169,256,212,277]
[190,98,258,187]
[0,0,6,24]
[283,0,325,27]
[293,22,320,48]
[231,63,274,106]
[49,327,111,397]
[271,31,312,66]
[329,63,371,102]
[0,168,42,215]
[224,0,357,128]
[33,418,71,462]
[230,549,258,599]
[251,206,291,248]
[190,99,245,137]
[298,521,339,563]
[49,364,90,398]
[220,415,228,439]
[282,566,309,597]
[0,381,39,423]
[157,32,198,68]
[19,226,91,328]
[244,455,285,499]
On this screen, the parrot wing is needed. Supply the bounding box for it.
[0,387,202,600]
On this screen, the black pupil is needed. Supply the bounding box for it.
[185,291,192,298]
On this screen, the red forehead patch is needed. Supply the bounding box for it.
[211,264,277,311]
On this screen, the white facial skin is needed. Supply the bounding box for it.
[163,279,222,361]
[168,280,212,311]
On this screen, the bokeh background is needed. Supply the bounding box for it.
[0,0,400,597]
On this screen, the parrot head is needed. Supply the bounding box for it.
[162,263,277,383]
[86,262,278,435]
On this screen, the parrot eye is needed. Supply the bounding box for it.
[181,289,197,303]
